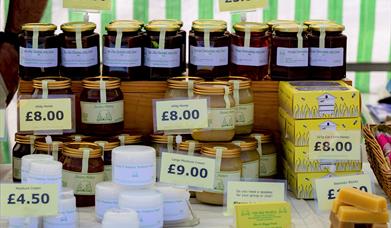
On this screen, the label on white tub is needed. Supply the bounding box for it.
[163,199,189,221]
[95,198,118,220]
[276,47,308,67]
[136,207,163,228]
[43,209,77,227]
[112,163,155,186]
[231,45,268,66]
[310,47,344,67]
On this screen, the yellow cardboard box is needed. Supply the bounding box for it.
[283,159,362,199]
[279,81,360,119]
[279,107,361,146]
[282,139,362,173]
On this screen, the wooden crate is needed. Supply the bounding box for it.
[18,79,352,137]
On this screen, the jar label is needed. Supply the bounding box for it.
[112,162,155,186]
[81,100,124,124]
[231,45,268,66]
[61,47,98,67]
[26,175,62,191]
[236,103,254,126]
[43,209,77,227]
[242,160,259,179]
[96,198,117,220]
[163,200,189,221]
[259,153,277,177]
[19,47,58,67]
[103,47,142,67]
[144,47,180,68]
[190,46,229,66]
[215,170,241,192]
[135,207,163,228]
[62,170,104,195]
[104,165,112,181]
[208,108,235,130]
[310,47,344,67]
[12,157,21,180]
[276,47,308,67]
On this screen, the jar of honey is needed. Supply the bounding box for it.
[34,136,69,161]
[32,76,72,98]
[230,22,269,80]
[232,139,260,179]
[192,82,235,142]
[189,23,230,80]
[165,76,204,98]
[103,22,144,81]
[196,143,241,205]
[144,23,182,80]
[80,77,124,136]
[250,130,277,178]
[12,134,40,182]
[61,142,104,207]
[271,24,309,80]
[215,76,253,135]
[19,23,59,80]
[308,23,346,80]
[177,140,202,155]
[91,138,121,181]
[59,22,100,80]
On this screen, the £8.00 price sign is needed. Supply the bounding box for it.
[63,0,112,10]
[219,0,268,12]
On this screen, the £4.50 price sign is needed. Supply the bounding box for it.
[219,0,268,12]
[0,184,58,217]
[154,98,208,131]
[160,153,216,189]
[63,0,112,10]
[18,98,73,132]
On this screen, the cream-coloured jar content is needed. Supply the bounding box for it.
[165,76,204,98]
[249,131,277,178]
[192,82,236,142]
[232,139,260,179]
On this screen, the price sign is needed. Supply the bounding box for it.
[63,0,112,10]
[153,98,208,131]
[219,0,268,12]
[160,152,215,189]
[0,184,58,217]
[0,109,5,139]
[314,174,372,211]
[18,97,74,132]
[309,130,361,161]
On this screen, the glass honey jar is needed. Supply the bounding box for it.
[192,82,235,142]
[271,24,309,80]
[80,76,124,136]
[12,134,41,182]
[249,130,277,178]
[90,137,121,181]
[144,23,182,80]
[232,138,260,179]
[34,136,69,161]
[59,22,100,80]
[230,22,269,80]
[308,23,346,80]
[19,23,59,80]
[61,142,104,207]
[189,23,230,80]
[32,76,72,98]
[165,76,204,98]
[103,21,144,81]
[196,143,241,205]
[215,76,253,135]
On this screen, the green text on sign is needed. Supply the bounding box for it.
[219,0,268,12]
[0,184,58,217]
[160,153,216,189]
[63,0,112,10]
[154,98,208,131]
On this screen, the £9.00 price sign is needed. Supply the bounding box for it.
[160,153,216,189]
[309,130,361,161]
[154,98,208,131]
[0,184,58,217]
[219,0,268,12]
[63,0,112,10]
[18,98,73,132]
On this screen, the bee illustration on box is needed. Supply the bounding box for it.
[318,93,336,116]
[320,121,337,131]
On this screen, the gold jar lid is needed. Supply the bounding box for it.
[91,138,120,151]
[34,137,67,152]
[145,23,180,32]
[150,19,183,28]
[178,140,202,152]
[66,134,91,142]
[192,23,227,33]
[61,22,96,32]
[201,143,241,158]
[150,134,176,144]
[82,76,121,90]
[192,19,227,26]
[62,142,102,158]
[110,19,144,27]
[232,138,257,151]
[250,130,273,143]
[194,82,233,95]
[33,76,72,90]
[266,19,297,29]
[106,22,141,32]
[310,23,345,32]
[303,19,334,27]
[22,23,57,32]
[274,24,308,33]
[233,22,268,33]
[115,133,143,145]
[15,133,42,145]
[214,76,251,89]
[167,76,205,90]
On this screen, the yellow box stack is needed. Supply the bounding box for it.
[278,81,362,199]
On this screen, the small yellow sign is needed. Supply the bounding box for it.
[314,174,372,211]
[0,109,5,139]
[219,0,268,12]
[63,0,112,10]
[0,184,58,217]
[160,153,216,189]
[18,98,73,132]
[235,201,291,228]
[309,130,361,161]
[226,181,285,215]
[154,98,208,131]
